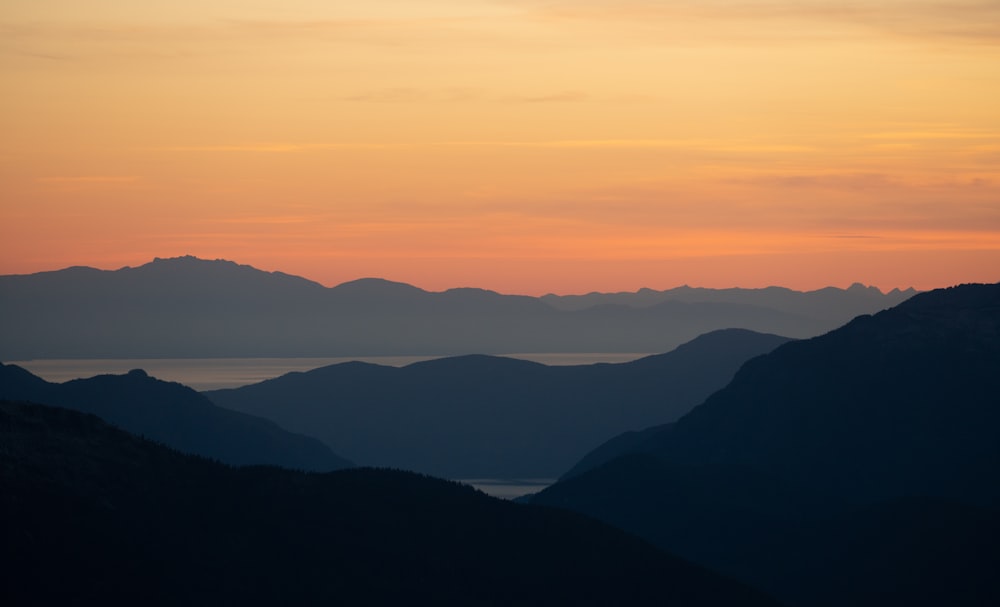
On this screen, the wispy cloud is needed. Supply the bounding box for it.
[516,91,590,103]
[342,88,592,104]
[36,176,141,184]
[343,87,483,103]
[730,173,897,190]
[863,130,1000,141]
[514,0,1000,45]
[215,215,317,225]
[152,143,390,154]
[156,139,814,153]
[0,11,532,57]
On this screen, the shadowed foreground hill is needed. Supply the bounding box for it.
[531,283,1000,606]
[206,329,791,478]
[0,363,352,471]
[0,401,780,607]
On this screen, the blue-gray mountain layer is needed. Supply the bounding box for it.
[205,329,790,478]
[0,363,352,471]
[0,255,913,358]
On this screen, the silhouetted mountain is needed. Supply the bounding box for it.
[206,329,791,478]
[536,455,1000,607]
[543,282,917,321]
[0,363,352,471]
[0,255,908,358]
[559,423,671,480]
[647,283,1000,505]
[0,400,781,606]
[773,497,1000,607]
[531,283,1000,606]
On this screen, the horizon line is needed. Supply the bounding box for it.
[0,254,926,297]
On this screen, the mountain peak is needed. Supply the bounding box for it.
[331,277,427,296]
[147,255,235,267]
[846,282,879,293]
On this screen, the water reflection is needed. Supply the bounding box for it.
[459,478,555,500]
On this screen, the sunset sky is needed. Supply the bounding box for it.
[2,0,998,294]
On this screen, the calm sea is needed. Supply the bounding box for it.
[458,478,556,500]
[9,353,651,391]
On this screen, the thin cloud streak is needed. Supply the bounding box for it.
[862,131,1000,141]
[36,176,141,183]
[517,91,591,103]
[156,140,816,153]
[516,0,1000,45]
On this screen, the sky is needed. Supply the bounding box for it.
[2,0,998,295]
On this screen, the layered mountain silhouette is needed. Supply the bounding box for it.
[205,329,791,478]
[1,400,781,606]
[0,363,352,471]
[530,283,1000,606]
[542,282,914,322]
[0,255,912,358]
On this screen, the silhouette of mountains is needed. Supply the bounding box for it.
[542,282,915,322]
[1,400,781,606]
[0,363,353,471]
[205,329,791,478]
[0,255,913,358]
[529,283,1000,606]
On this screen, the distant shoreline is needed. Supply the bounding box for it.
[8,353,654,391]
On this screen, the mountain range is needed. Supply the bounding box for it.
[529,282,1000,606]
[0,363,353,471]
[1,400,780,606]
[205,328,791,478]
[542,282,913,321]
[0,255,914,358]
[2,265,996,604]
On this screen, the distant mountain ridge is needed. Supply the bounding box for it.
[542,282,916,321]
[206,329,792,478]
[0,362,353,471]
[0,255,913,358]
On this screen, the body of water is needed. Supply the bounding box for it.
[9,353,652,391]
[458,478,555,500]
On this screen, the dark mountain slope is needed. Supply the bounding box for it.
[538,456,1000,607]
[0,363,352,471]
[531,283,1000,606]
[559,423,670,480]
[206,329,791,478]
[555,282,1000,504]
[560,328,804,478]
[0,400,781,607]
[0,256,905,358]
[773,497,1000,607]
[648,282,1000,505]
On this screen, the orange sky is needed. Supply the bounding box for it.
[2,0,999,294]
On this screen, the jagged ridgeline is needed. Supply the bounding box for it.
[0,400,781,607]
[0,256,915,358]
